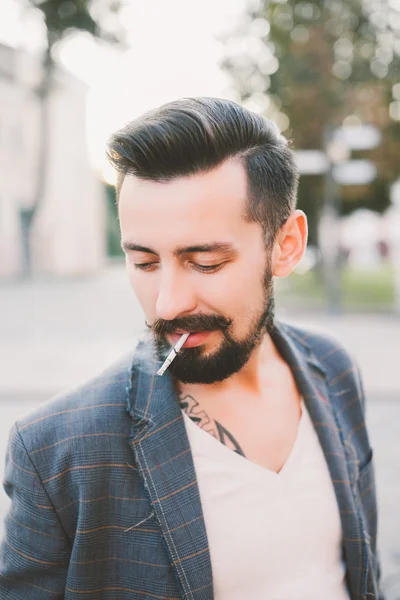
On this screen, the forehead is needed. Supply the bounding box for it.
[118,160,255,249]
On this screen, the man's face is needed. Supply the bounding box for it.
[119,159,275,384]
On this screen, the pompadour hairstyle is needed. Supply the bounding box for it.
[107,97,299,245]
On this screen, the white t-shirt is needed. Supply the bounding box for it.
[182,401,350,600]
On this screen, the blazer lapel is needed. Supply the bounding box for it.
[126,336,214,600]
[272,323,369,600]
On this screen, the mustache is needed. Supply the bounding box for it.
[148,314,232,337]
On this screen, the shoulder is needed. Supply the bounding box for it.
[277,320,363,397]
[13,351,135,454]
[280,320,354,364]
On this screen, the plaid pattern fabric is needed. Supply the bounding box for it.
[0,322,384,599]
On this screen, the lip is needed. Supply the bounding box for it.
[168,331,213,348]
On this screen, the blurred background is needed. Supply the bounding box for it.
[0,0,399,596]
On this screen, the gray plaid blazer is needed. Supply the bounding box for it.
[0,321,384,599]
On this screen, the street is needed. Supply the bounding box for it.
[1,265,399,597]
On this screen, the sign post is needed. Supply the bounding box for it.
[320,126,344,314]
[294,124,380,314]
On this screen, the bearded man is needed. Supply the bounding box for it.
[0,97,384,600]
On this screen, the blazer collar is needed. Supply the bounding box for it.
[126,325,368,600]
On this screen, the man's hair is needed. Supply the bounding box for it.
[106,97,299,245]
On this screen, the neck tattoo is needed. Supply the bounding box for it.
[179,393,245,457]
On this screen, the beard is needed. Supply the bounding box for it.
[150,269,276,385]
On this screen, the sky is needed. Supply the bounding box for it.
[0,0,248,181]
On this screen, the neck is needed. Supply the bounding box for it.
[177,332,281,398]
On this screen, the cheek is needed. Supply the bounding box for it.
[207,265,266,320]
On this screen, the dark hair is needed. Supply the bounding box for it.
[107,97,299,245]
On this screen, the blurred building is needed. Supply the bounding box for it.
[0,43,106,278]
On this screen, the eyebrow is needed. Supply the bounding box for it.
[121,242,236,257]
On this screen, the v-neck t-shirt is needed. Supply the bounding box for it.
[182,401,350,600]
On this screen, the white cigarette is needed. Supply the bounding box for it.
[157,332,190,376]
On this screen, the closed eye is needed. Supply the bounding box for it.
[193,263,223,273]
[134,262,158,271]
[133,262,224,273]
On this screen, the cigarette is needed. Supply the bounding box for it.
[157,333,190,376]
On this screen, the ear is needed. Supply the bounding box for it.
[272,210,308,278]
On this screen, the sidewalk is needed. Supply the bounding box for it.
[0,266,141,397]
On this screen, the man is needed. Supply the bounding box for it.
[0,97,383,599]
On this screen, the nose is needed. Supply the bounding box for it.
[155,268,197,322]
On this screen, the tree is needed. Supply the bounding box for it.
[20,0,125,274]
[221,0,400,246]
